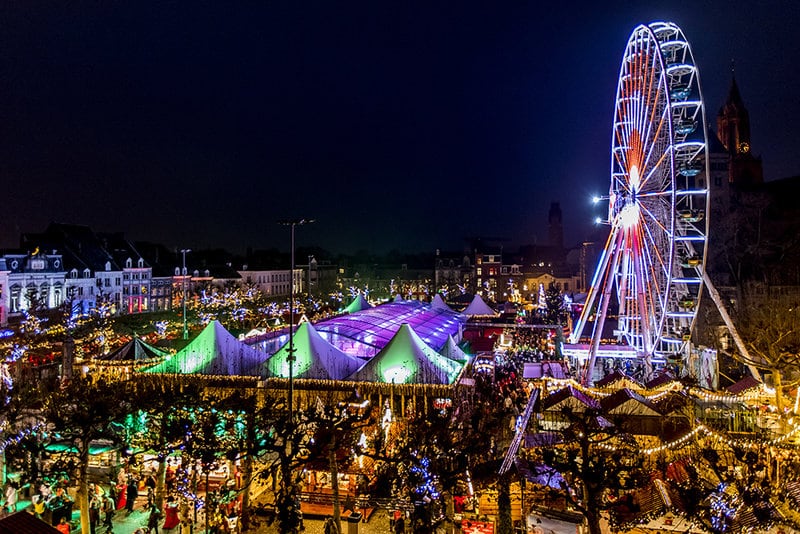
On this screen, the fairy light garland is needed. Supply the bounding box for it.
[0,423,45,453]
[541,377,776,404]
[593,415,800,456]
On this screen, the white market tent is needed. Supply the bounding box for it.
[462,294,498,317]
[264,322,365,380]
[141,320,265,377]
[95,336,168,363]
[431,293,452,311]
[347,323,463,385]
[439,334,469,362]
[344,294,372,314]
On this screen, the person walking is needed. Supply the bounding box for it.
[89,494,101,534]
[146,502,162,534]
[3,482,17,515]
[103,492,116,533]
[145,473,157,507]
[162,496,180,531]
[126,478,139,513]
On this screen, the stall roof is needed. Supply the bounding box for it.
[0,511,60,533]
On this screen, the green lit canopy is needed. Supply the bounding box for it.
[439,334,469,362]
[141,320,265,377]
[347,323,463,385]
[344,294,372,314]
[264,322,365,380]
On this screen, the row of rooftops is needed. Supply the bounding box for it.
[7,222,242,280]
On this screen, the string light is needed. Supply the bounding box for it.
[0,423,45,453]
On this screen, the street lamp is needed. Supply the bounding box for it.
[181,248,191,340]
[278,219,314,421]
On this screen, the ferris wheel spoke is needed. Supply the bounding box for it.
[639,106,670,191]
[639,214,671,268]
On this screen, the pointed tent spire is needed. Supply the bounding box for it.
[431,293,451,311]
[345,294,372,314]
[463,294,497,317]
[439,334,469,362]
[141,321,265,377]
[96,336,168,362]
[265,322,364,380]
[347,323,463,384]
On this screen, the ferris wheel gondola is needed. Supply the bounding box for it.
[569,22,711,385]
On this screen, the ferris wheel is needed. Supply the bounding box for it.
[570,22,710,383]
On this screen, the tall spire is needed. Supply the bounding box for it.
[717,64,750,155]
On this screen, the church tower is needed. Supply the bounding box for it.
[716,74,763,186]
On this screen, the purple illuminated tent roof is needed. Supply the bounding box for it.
[314,300,465,355]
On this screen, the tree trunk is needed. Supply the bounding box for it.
[497,477,513,534]
[240,452,253,530]
[78,445,90,534]
[329,434,341,532]
[584,508,603,534]
[240,409,256,531]
[155,455,167,509]
[773,368,785,413]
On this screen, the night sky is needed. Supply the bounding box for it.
[1,2,798,255]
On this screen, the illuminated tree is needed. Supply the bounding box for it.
[532,406,649,534]
[127,376,203,509]
[733,293,800,412]
[42,375,134,534]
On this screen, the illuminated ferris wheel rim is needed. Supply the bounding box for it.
[570,21,710,368]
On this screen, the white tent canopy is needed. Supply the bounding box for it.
[431,293,451,311]
[265,322,365,380]
[439,334,469,362]
[347,324,463,385]
[463,294,497,317]
[142,321,266,377]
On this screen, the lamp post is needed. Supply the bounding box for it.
[180,248,191,340]
[278,219,314,422]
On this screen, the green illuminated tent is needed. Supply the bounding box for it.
[141,320,265,377]
[264,322,364,380]
[439,334,469,362]
[344,293,372,314]
[346,323,463,385]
